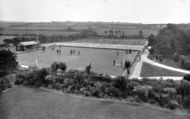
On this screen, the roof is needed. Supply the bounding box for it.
[19,41,39,46]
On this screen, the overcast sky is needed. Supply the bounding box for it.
[0,0,190,23]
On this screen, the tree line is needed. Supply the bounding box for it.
[148,24,190,70]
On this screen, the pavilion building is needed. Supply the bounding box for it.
[17,41,40,51]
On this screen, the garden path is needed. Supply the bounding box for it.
[130,49,190,80]
[142,50,190,74]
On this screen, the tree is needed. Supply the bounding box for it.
[123,60,131,78]
[139,30,143,38]
[59,62,67,72]
[51,62,67,73]
[65,27,75,31]
[51,62,60,73]
[85,63,92,74]
[0,49,18,77]
[148,34,155,46]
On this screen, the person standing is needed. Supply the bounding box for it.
[121,61,123,67]
[70,50,72,55]
[113,59,116,66]
[117,51,119,56]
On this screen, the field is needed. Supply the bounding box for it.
[71,38,146,45]
[17,46,137,76]
[140,62,186,77]
[0,36,16,44]
[0,86,188,119]
[0,30,81,36]
[0,21,161,36]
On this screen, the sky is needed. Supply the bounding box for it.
[0,0,190,23]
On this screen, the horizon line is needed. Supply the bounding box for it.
[1,20,190,25]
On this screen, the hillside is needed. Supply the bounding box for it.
[0,21,162,36]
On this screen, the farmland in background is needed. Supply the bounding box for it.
[0,21,163,36]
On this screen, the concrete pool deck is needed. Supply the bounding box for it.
[41,42,146,51]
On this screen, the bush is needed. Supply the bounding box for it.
[148,89,160,102]
[177,81,190,98]
[133,85,152,102]
[51,62,60,73]
[168,100,180,109]
[180,58,190,70]
[15,72,26,85]
[173,53,179,62]
[59,63,67,72]
[0,49,18,77]
[182,96,190,109]
[0,76,12,91]
[52,83,62,90]
[106,87,122,97]
[14,68,49,87]
[85,63,92,74]
[183,74,190,82]
[113,76,127,92]
[163,87,177,95]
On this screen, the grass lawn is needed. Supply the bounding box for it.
[71,38,146,46]
[0,30,80,36]
[0,86,189,119]
[148,55,181,69]
[140,62,186,77]
[17,47,137,76]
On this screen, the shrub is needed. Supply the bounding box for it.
[14,68,49,87]
[59,63,67,72]
[0,76,12,91]
[177,81,190,98]
[168,100,180,109]
[182,61,190,70]
[113,76,127,92]
[35,68,49,86]
[85,63,92,74]
[148,89,160,102]
[183,74,190,82]
[106,86,122,97]
[127,80,141,93]
[15,72,26,85]
[0,49,18,77]
[182,96,190,109]
[51,62,60,73]
[173,53,179,62]
[52,83,62,90]
[133,85,152,102]
[163,87,177,95]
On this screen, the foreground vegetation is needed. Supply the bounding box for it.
[0,49,17,91]
[13,62,190,111]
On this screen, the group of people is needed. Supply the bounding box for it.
[70,49,80,55]
[125,49,133,54]
[114,51,124,67]
[56,49,62,54]
[113,59,123,67]
[116,49,133,56]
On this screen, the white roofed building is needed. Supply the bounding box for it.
[17,41,40,51]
